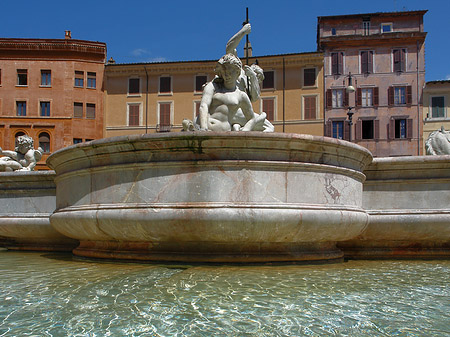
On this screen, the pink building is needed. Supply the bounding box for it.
[318,10,427,157]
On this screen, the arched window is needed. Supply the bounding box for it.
[15,132,26,147]
[39,132,50,153]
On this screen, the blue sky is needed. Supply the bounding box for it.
[2,0,449,81]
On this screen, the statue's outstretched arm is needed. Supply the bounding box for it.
[226,23,251,56]
[0,149,19,161]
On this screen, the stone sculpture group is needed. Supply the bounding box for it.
[425,126,450,155]
[183,23,274,133]
[0,135,42,172]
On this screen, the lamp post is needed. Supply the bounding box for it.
[344,72,356,142]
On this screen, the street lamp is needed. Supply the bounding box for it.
[343,72,357,141]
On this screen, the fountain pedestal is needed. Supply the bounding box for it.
[47,132,372,263]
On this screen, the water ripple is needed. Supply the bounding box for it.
[0,252,449,336]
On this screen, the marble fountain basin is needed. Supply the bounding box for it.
[47,132,373,263]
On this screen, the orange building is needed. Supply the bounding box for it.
[104,52,324,137]
[0,32,106,169]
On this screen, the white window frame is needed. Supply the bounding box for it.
[127,103,142,127]
[430,95,447,119]
[127,76,142,97]
[302,67,318,88]
[193,100,201,120]
[302,95,318,120]
[157,101,174,126]
[260,96,277,121]
[158,75,173,95]
[381,23,393,33]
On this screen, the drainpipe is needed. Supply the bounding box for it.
[416,41,420,155]
[283,57,285,133]
[144,66,149,134]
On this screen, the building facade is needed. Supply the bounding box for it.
[104,52,324,137]
[318,10,427,157]
[0,32,106,169]
[423,80,450,151]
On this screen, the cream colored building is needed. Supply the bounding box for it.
[104,52,324,137]
[423,80,450,152]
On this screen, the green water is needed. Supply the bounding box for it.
[0,250,449,336]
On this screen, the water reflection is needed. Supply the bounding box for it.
[0,250,449,336]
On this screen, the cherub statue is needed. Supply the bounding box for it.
[0,135,43,171]
[425,126,450,155]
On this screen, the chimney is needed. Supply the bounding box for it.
[244,40,252,58]
[65,30,71,39]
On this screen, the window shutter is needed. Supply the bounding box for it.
[374,119,380,140]
[368,51,373,73]
[160,103,171,127]
[355,120,362,140]
[338,52,343,75]
[388,87,394,106]
[129,105,139,126]
[401,49,406,72]
[331,53,338,75]
[325,120,332,137]
[393,49,400,72]
[361,51,368,74]
[326,89,332,109]
[407,118,413,139]
[356,88,362,107]
[263,98,274,121]
[304,96,316,120]
[406,86,412,105]
[388,119,395,139]
[343,121,350,141]
[373,87,379,106]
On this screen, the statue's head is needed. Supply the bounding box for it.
[15,135,34,153]
[251,64,264,84]
[215,54,242,81]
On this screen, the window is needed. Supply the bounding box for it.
[331,28,336,36]
[128,104,140,126]
[388,86,412,106]
[389,118,413,139]
[393,49,406,72]
[158,102,172,132]
[17,69,28,86]
[355,119,379,140]
[303,96,316,120]
[360,51,373,74]
[40,101,50,116]
[381,23,392,33]
[40,70,51,86]
[128,78,140,95]
[87,72,96,89]
[74,102,83,118]
[303,68,316,87]
[262,71,274,89]
[332,121,344,139]
[363,19,370,36]
[159,76,172,94]
[16,101,26,116]
[75,71,84,87]
[361,88,372,107]
[262,98,275,121]
[431,96,445,118]
[195,75,207,92]
[73,138,83,144]
[331,52,343,75]
[39,132,50,153]
[0,69,2,85]
[86,103,96,119]
[332,89,344,108]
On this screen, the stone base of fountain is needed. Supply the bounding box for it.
[47,132,372,263]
